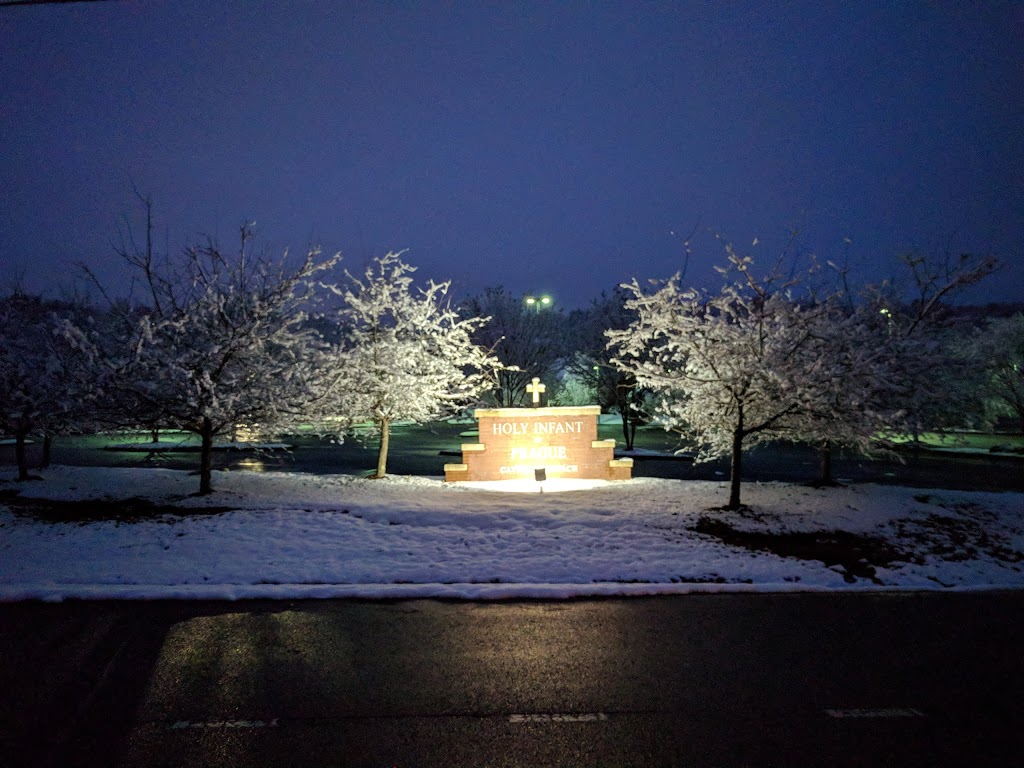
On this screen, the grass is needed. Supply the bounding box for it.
[694,516,906,584]
[0,489,232,522]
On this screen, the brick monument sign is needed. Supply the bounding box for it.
[444,400,633,483]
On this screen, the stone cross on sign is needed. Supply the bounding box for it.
[526,377,546,407]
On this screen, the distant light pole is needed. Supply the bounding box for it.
[524,294,552,313]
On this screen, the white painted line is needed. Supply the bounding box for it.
[825,708,925,719]
[170,718,279,730]
[508,713,609,723]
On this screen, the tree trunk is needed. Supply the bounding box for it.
[15,426,29,482]
[41,433,52,469]
[376,417,390,478]
[817,443,833,486]
[728,417,744,510]
[199,417,214,495]
[151,428,159,443]
[618,385,637,451]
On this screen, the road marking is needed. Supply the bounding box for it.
[170,718,279,730]
[508,713,609,723]
[825,708,925,719]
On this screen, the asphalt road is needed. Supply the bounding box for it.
[1,593,1021,767]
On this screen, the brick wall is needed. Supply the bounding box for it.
[444,406,632,482]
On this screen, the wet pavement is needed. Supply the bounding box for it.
[1,593,1020,767]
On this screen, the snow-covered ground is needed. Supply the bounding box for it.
[1,466,1022,601]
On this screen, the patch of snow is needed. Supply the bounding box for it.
[1,466,1022,601]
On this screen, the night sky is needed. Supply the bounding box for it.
[2,1,1022,309]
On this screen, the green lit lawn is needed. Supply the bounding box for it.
[886,431,1024,452]
[77,423,1024,456]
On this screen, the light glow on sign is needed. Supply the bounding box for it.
[510,445,567,460]
[458,478,611,493]
[499,463,579,476]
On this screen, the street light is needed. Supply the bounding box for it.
[524,294,552,313]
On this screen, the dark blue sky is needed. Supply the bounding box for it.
[2,1,1022,309]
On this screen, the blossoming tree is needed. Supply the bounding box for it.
[318,253,499,478]
[78,226,340,494]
